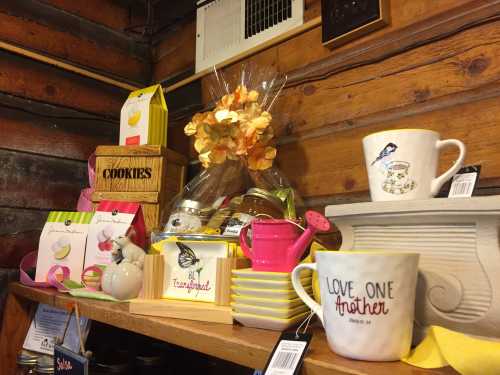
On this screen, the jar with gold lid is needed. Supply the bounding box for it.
[16,350,38,375]
[223,188,283,236]
[35,356,54,374]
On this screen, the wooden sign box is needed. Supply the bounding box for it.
[93,145,187,232]
[129,257,251,324]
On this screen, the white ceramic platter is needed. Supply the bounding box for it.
[231,295,305,309]
[232,277,311,290]
[232,311,310,331]
[231,285,312,299]
[232,268,312,281]
[231,302,309,319]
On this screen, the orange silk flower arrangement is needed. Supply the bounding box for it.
[184,85,277,170]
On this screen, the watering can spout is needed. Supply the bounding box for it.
[288,211,331,263]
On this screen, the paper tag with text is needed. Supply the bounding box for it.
[23,304,90,356]
[448,165,481,198]
[263,332,312,375]
[54,345,88,375]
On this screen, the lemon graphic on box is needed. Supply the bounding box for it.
[52,236,71,260]
[128,108,141,127]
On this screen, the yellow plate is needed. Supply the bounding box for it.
[231,268,312,281]
[231,277,311,290]
[232,311,310,331]
[231,302,308,319]
[231,294,305,309]
[231,285,312,299]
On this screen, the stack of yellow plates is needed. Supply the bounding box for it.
[231,268,312,331]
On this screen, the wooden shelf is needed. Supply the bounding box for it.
[4,283,458,375]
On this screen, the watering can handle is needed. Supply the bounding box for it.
[239,224,253,260]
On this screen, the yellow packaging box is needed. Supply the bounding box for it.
[119,84,168,146]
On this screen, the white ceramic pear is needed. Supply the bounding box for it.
[101,236,145,300]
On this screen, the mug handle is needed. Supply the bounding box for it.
[430,139,466,196]
[292,263,324,325]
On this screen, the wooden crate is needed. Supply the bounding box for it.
[94,145,186,193]
[93,145,187,232]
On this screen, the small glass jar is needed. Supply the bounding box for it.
[16,350,38,375]
[223,188,283,235]
[239,188,284,218]
[35,356,54,375]
[164,199,204,233]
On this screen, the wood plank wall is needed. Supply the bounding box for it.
[153,0,500,216]
[0,0,147,265]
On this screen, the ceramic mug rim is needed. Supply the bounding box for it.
[362,128,439,142]
[315,250,420,258]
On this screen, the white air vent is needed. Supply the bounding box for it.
[196,0,304,72]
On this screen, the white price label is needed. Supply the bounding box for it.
[265,340,307,375]
[448,172,477,198]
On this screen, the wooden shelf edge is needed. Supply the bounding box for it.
[0,40,140,91]
[92,191,160,203]
[8,283,458,375]
[9,283,58,306]
[129,298,233,324]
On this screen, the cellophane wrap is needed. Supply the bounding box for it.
[158,65,303,236]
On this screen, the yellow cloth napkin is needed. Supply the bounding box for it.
[403,326,500,374]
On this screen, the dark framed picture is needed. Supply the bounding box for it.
[321,0,389,48]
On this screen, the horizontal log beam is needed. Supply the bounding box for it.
[0,149,86,210]
[0,208,48,236]
[277,92,500,197]
[285,0,500,87]
[0,92,117,161]
[40,0,146,32]
[0,230,41,267]
[0,0,150,83]
[153,20,196,83]
[274,18,500,140]
[0,50,127,117]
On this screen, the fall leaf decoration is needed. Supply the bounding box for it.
[184,84,277,170]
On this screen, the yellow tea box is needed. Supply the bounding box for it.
[119,84,168,146]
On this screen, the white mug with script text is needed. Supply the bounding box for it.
[292,251,419,361]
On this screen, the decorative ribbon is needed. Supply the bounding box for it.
[80,265,103,292]
[77,153,96,212]
[20,251,103,292]
[47,264,71,292]
[19,251,50,288]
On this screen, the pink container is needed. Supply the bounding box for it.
[239,211,331,272]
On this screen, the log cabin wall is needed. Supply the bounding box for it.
[0,0,149,270]
[154,0,500,218]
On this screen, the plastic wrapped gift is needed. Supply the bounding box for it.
[159,64,303,238]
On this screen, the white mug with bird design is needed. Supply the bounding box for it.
[363,129,466,201]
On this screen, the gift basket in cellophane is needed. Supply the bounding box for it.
[154,65,303,240]
[149,65,331,327]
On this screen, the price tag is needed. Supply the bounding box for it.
[263,332,312,375]
[54,345,88,375]
[448,165,481,198]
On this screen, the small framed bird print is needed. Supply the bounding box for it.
[161,240,229,302]
[321,0,389,48]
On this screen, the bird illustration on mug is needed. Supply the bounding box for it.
[371,142,398,166]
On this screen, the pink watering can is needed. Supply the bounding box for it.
[239,211,331,272]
